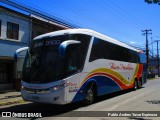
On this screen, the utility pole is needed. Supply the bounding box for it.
[156,41,159,76]
[141,29,152,69]
[151,36,159,57]
[155,40,160,76]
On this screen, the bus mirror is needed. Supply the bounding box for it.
[14,47,29,62]
[59,40,81,58]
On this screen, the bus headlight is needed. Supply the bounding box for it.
[50,82,68,92]
[53,86,61,91]
[50,85,63,92]
[21,85,24,90]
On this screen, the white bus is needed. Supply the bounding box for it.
[15,29,147,105]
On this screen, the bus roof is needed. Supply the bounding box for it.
[33,28,137,51]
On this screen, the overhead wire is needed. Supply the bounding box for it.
[7,0,80,28]
[11,0,142,37]
[2,0,148,48]
[47,0,126,38]
[109,0,146,29]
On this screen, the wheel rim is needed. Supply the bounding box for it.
[86,89,94,104]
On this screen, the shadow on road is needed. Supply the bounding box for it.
[95,87,144,104]
[0,87,145,118]
[146,100,160,105]
[128,117,152,120]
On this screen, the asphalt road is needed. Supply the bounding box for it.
[0,79,160,120]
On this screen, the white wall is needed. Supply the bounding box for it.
[0,7,30,43]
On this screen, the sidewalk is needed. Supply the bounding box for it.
[0,90,25,106]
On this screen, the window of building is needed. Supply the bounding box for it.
[7,22,19,40]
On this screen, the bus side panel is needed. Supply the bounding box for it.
[89,75,122,96]
[72,61,146,102]
[73,59,138,98]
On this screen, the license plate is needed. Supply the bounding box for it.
[32,96,39,100]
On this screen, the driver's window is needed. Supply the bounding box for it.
[66,45,80,73]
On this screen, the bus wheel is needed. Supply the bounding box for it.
[84,86,95,105]
[134,80,138,90]
[137,80,142,89]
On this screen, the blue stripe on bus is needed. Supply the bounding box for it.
[72,75,121,102]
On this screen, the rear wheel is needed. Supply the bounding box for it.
[134,80,138,90]
[137,80,142,89]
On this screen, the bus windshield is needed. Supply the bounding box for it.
[22,34,91,83]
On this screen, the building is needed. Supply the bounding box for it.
[0,6,30,90]
[149,57,159,74]
[0,6,70,91]
[30,14,68,39]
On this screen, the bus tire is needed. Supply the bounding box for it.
[84,84,96,105]
[134,80,138,90]
[137,80,142,89]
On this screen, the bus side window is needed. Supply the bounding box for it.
[89,38,104,62]
[65,45,81,73]
[140,53,146,63]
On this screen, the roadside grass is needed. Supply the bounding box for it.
[0,100,26,106]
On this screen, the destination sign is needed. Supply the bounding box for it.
[34,40,61,48]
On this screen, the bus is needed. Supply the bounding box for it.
[15,29,147,105]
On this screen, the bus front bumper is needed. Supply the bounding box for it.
[21,87,66,105]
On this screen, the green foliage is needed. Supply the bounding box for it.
[145,0,160,5]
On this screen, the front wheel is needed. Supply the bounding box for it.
[84,87,95,105]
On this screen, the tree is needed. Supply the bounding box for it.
[145,0,160,5]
